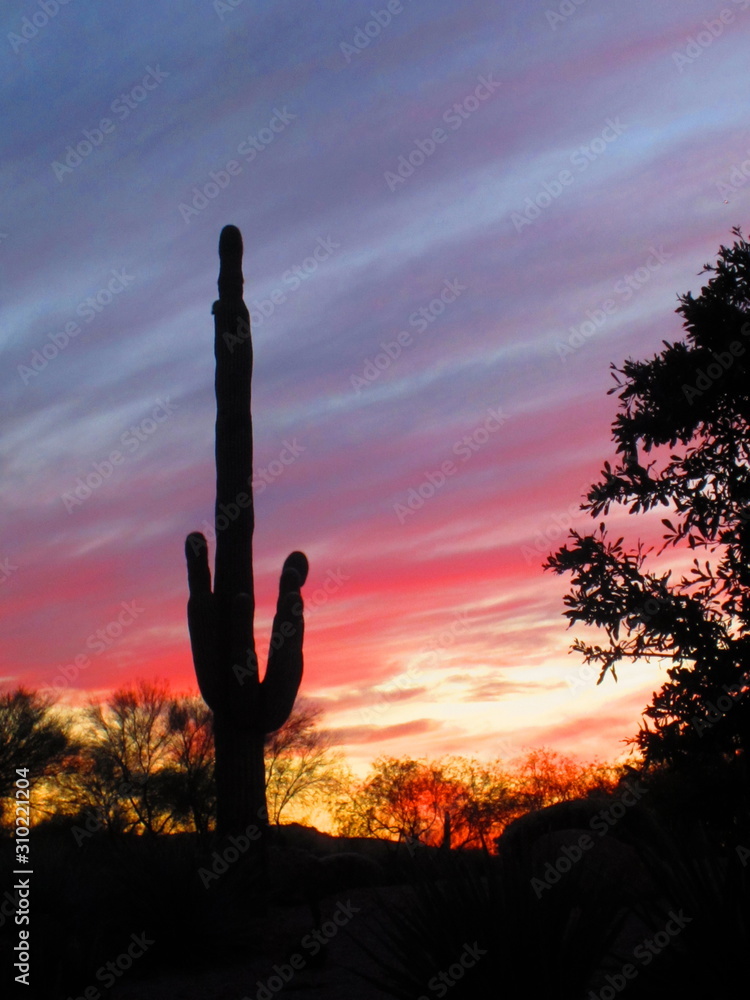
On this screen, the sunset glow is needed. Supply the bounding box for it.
[3,0,750,773]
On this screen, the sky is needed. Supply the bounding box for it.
[2,0,750,775]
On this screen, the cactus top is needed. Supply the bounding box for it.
[218,224,244,300]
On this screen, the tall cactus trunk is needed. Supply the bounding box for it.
[210,225,260,839]
[185,226,308,854]
[212,232,254,606]
[212,715,266,837]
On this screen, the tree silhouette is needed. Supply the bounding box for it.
[509,747,619,813]
[335,755,521,849]
[78,679,193,835]
[545,228,750,767]
[61,684,215,836]
[264,700,346,825]
[53,684,346,836]
[164,694,215,838]
[0,687,74,825]
[438,756,521,849]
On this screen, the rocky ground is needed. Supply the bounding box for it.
[109,884,408,1000]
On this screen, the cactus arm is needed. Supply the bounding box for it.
[261,552,308,733]
[185,531,222,711]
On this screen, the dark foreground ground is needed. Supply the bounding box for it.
[2,796,749,1000]
[107,884,405,1000]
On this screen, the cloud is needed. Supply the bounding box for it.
[326,718,444,746]
[1,0,744,770]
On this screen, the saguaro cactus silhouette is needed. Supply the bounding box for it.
[185,224,308,840]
